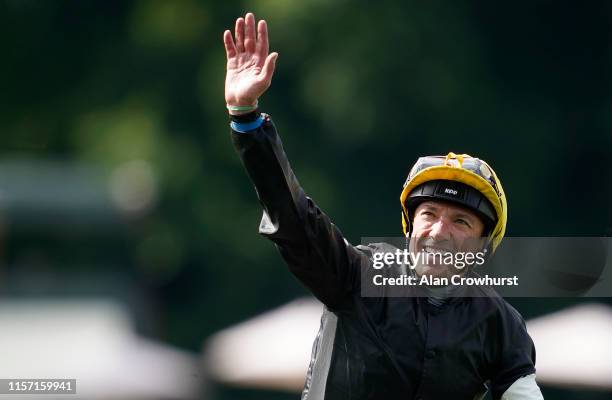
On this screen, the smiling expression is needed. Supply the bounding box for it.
[409,200,486,279]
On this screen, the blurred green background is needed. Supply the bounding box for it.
[0,0,610,399]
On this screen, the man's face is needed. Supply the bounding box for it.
[409,200,486,280]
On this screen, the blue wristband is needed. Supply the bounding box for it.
[231,114,265,133]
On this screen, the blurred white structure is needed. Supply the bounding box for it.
[0,300,200,399]
[205,298,323,391]
[527,303,612,390]
[205,298,612,392]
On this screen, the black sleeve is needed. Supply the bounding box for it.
[231,114,364,311]
[490,303,537,399]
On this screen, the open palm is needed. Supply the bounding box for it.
[224,13,278,108]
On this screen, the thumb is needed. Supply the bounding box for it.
[260,52,278,83]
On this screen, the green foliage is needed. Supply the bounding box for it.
[0,1,610,373]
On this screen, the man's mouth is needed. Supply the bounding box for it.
[421,245,454,254]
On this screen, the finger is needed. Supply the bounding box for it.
[258,52,278,85]
[256,19,269,60]
[235,17,245,53]
[244,12,256,53]
[223,30,237,59]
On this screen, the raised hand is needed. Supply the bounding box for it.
[223,13,278,112]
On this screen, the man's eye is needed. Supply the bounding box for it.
[421,211,434,217]
[456,219,470,227]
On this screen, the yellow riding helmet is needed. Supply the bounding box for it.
[400,152,507,253]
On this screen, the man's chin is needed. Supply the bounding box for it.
[415,264,453,280]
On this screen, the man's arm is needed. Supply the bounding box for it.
[501,374,543,400]
[490,304,543,399]
[223,13,363,310]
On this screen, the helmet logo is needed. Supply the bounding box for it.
[444,188,458,196]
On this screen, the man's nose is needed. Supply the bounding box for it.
[429,218,451,241]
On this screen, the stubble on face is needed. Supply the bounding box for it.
[409,201,486,281]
